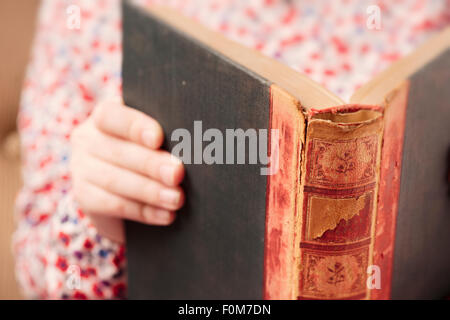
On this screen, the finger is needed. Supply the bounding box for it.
[82,125,184,187]
[93,100,164,149]
[74,178,176,225]
[88,215,126,244]
[79,153,185,211]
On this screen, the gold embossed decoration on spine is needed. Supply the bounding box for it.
[296,106,383,300]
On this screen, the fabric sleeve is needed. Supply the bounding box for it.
[13,191,126,299]
[12,0,126,299]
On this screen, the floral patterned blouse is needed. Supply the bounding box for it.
[13,0,449,299]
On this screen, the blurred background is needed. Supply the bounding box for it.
[0,0,40,299]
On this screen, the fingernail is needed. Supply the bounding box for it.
[141,129,156,148]
[143,207,173,224]
[159,188,180,206]
[160,164,175,186]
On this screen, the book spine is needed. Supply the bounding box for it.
[264,85,305,299]
[371,82,409,299]
[295,105,384,300]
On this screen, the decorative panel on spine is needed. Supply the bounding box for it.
[298,110,383,300]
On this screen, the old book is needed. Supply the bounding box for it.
[122,1,450,299]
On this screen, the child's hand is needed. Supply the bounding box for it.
[70,100,185,242]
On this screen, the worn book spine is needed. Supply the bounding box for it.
[292,106,384,300]
[370,83,408,300]
[264,85,305,299]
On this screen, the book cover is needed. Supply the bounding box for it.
[122,1,450,299]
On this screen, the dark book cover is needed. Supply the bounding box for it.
[122,1,271,299]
